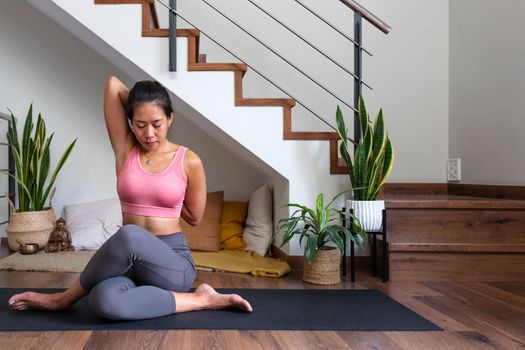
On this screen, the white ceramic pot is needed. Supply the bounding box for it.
[346,200,385,232]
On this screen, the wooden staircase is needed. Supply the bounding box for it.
[94,0,348,174]
[383,191,525,282]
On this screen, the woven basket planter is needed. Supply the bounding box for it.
[303,247,341,285]
[5,196,57,251]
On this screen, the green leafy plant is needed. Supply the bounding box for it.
[275,191,367,264]
[1,104,77,211]
[336,97,394,200]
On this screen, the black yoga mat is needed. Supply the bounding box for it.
[0,288,441,331]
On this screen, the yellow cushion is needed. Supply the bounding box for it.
[220,201,248,250]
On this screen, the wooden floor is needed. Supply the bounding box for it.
[1,245,525,349]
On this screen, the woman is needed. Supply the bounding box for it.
[8,75,252,320]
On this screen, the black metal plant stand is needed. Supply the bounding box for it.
[341,208,388,282]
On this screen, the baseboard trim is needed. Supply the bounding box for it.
[270,244,288,261]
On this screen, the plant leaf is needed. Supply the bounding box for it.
[372,136,394,199]
[315,193,324,217]
[358,96,368,138]
[354,142,368,200]
[40,138,77,209]
[305,234,318,265]
[325,226,344,253]
[0,170,33,206]
[367,152,384,200]
[336,106,357,195]
[21,104,33,196]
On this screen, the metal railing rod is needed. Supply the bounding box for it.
[247,0,372,90]
[155,0,356,137]
[200,0,356,112]
[339,0,391,34]
[294,0,373,56]
[169,0,177,71]
[354,13,363,145]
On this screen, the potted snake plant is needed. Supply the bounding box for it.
[336,97,394,232]
[1,104,77,251]
[275,191,366,285]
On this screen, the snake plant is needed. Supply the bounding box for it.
[2,104,77,211]
[275,191,367,264]
[336,97,394,200]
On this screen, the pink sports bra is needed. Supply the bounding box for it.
[117,145,188,218]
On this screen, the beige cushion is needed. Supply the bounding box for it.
[181,191,223,252]
[63,198,122,251]
[243,185,273,256]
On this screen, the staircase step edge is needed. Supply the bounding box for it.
[389,241,525,253]
[385,199,525,209]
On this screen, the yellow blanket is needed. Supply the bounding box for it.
[192,250,291,277]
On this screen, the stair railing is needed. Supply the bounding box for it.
[155,0,390,143]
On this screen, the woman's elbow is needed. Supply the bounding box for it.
[182,208,204,226]
[184,217,202,226]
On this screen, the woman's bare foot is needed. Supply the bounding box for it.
[8,291,71,311]
[195,283,253,312]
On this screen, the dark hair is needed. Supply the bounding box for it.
[125,80,174,120]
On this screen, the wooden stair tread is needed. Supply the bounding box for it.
[389,241,525,253]
[188,62,248,73]
[385,194,525,209]
[284,132,340,141]
[142,28,200,37]
[236,98,295,107]
[94,0,145,4]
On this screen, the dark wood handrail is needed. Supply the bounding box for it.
[339,0,391,34]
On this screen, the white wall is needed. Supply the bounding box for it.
[164,0,450,182]
[450,0,525,185]
[171,114,265,200]
[0,0,122,233]
[0,0,267,236]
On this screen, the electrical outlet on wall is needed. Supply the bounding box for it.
[447,158,461,182]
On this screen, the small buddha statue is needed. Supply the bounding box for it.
[45,217,75,253]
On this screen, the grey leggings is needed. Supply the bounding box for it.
[79,224,196,320]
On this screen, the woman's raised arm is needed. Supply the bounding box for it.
[103,76,135,162]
